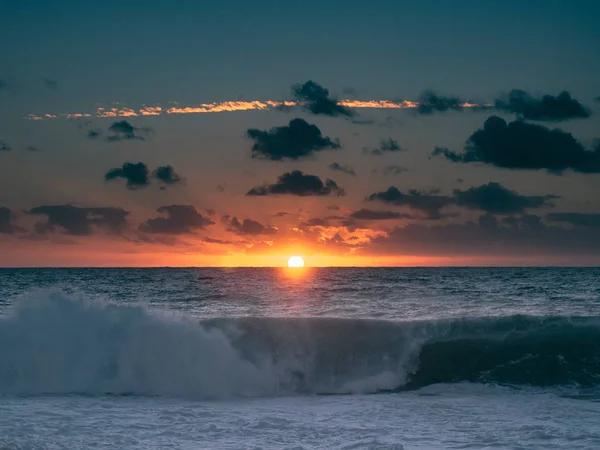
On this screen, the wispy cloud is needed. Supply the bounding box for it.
[24,99,486,121]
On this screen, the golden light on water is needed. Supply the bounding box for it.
[287,256,305,268]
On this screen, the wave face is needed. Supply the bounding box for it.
[1,291,599,398]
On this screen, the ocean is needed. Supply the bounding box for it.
[1,267,599,449]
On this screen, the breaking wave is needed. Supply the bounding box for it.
[1,291,599,398]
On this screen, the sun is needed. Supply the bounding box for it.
[287,256,305,268]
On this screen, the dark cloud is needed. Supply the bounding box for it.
[547,213,600,228]
[0,141,12,151]
[367,187,454,219]
[216,183,227,192]
[495,90,590,121]
[0,207,19,234]
[378,165,408,175]
[500,214,547,231]
[28,205,129,236]
[203,237,237,245]
[478,213,499,230]
[368,182,558,218]
[152,165,184,187]
[225,217,277,236]
[365,215,600,257]
[303,217,329,227]
[107,120,149,142]
[44,78,58,90]
[329,162,356,176]
[363,138,404,156]
[454,182,559,214]
[417,90,465,115]
[139,205,215,234]
[432,116,600,174]
[247,170,345,197]
[247,118,340,161]
[105,162,150,189]
[350,209,411,220]
[291,80,354,118]
[505,214,548,232]
[87,129,102,139]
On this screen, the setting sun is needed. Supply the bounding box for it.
[287,256,305,268]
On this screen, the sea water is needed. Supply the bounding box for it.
[1,267,599,449]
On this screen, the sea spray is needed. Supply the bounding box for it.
[0,291,280,397]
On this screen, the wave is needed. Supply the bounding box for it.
[0,291,599,398]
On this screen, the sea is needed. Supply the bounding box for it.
[1,267,599,449]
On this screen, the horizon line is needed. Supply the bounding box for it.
[1,265,598,269]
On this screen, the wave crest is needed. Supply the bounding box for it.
[1,291,599,398]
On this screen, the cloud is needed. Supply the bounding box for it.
[247,170,345,197]
[225,216,277,236]
[87,129,102,139]
[105,162,150,189]
[0,207,20,234]
[453,182,559,214]
[139,205,215,234]
[25,145,39,152]
[291,80,354,117]
[365,215,600,257]
[329,162,356,176]
[302,217,330,227]
[152,165,184,187]
[44,79,58,90]
[432,116,600,174]
[416,90,465,114]
[379,165,408,175]
[350,209,411,220]
[0,141,12,151]
[495,90,590,121]
[367,187,454,219]
[247,118,340,161]
[107,120,149,142]
[203,237,237,245]
[501,214,545,232]
[28,205,129,236]
[368,182,558,218]
[26,97,491,121]
[364,138,404,156]
[547,212,600,228]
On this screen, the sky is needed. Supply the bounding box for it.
[2,0,600,267]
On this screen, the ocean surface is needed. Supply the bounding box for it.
[1,267,600,449]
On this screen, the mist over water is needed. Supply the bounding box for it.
[1,268,600,448]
